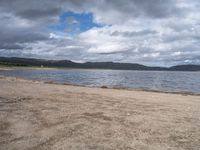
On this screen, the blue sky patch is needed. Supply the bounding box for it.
[49,11,102,34]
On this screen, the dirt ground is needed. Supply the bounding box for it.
[0,76,200,150]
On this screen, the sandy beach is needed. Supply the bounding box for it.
[0,76,200,150]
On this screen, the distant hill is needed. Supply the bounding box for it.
[169,65,200,71]
[0,57,200,71]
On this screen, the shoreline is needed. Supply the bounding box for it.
[0,74,200,96]
[1,66,200,72]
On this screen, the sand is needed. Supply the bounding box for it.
[0,76,200,150]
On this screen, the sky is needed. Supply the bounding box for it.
[0,0,200,66]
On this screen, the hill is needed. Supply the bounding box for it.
[0,57,199,71]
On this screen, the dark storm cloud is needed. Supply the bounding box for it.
[0,0,61,19]
[0,0,180,22]
[0,28,48,44]
[17,8,61,20]
[0,43,24,50]
[132,0,179,18]
[0,23,49,51]
[104,0,179,18]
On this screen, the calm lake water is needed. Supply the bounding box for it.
[0,68,200,93]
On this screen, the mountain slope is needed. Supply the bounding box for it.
[0,57,199,71]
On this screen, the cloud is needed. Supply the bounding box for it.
[0,0,200,66]
[0,11,49,52]
[110,30,157,37]
[0,43,24,50]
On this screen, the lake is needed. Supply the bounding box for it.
[0,68,200,93]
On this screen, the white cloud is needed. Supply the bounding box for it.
[172,51,181,56]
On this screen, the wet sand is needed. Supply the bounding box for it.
[0,76,200,150]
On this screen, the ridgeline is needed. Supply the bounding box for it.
[0,57,200,71]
